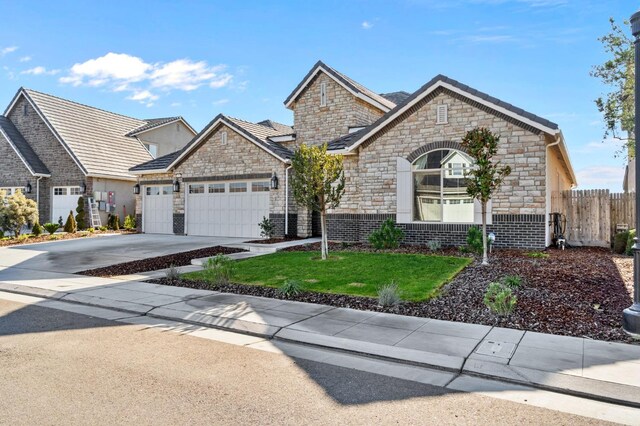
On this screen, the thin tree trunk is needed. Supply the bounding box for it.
[481,201,488,265]
[320,209,328,260]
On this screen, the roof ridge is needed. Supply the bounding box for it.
[23,88,146,124]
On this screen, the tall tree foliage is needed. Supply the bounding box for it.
[291,144,345,260]
[461,128,511,266]
[591,17,635,158]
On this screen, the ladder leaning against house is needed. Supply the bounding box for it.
[87,197,102,228]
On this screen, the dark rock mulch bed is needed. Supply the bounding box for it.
[149,245,637,344]
[245,236,305,244]
[281,241,470,257]
[79,246,245,277]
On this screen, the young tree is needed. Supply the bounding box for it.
[291,143,345,260]
[591,17,634,158]
[63,210,77,233]
[461,128,511,266]
[75,197,86,230]
[0,190,39,237]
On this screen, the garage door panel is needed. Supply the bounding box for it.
[143,186,173,234]
[187,181,269,238]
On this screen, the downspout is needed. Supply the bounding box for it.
[546,137,561,247]
[284,165,292,236]
[36,176,43,216]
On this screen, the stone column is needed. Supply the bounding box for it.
[297,207,312,238]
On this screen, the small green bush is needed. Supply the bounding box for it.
[63,210,77,233]
[99,226,108,232]
[75,197,85,230]
[278,279,303,297]
[613,231,629,254]
[43,222,59,235]
[502,275,522,288]
[16,234,29,243]
[466,226,483,254]
[107,214,120,231]
[625,229,636,256]
[378,282,401,307]
[368,218,404,250]
[87,227,95,233]
[484,282,517,316]
[258,216,275,239]
[123,214,136,230]
[31,222,43,237]
[527,251,549,259]
[427,240,442,252]
[204,254,236,286]
[165,264,181,282]
[49,235,59,241]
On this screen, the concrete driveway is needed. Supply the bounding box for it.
[0,234,247,273]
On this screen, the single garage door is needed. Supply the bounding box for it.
[143,185,173,234]
[52,186,82,223]
[187,180,270,238]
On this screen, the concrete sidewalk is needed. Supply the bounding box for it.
[0,266,639,408]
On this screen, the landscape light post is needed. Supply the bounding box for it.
[623,10,640,336]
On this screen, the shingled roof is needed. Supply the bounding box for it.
[284,61,396,111]
[125,116,195,137]
[129,150,182,172]
[5,88,154,179]
[0,115,50,176]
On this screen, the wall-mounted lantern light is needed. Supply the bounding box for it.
[270,172,279,190]
[25,182,32,194]
[173,179,180,193]
[80,181,87,194]
[133,183,140,195]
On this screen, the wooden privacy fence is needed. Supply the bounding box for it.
[551,190,635,247]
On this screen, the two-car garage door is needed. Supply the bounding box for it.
[186,180,270,238]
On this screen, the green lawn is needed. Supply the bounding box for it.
[184,251,471,302]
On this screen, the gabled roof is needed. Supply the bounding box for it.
[4,88,154,179]
[380,91,411,105]
[0,115,50,176]
[125,116,196,137]
[257,119,294,135]
[147,114,293,173]
[129,150,181,173]
[284,61,396,112]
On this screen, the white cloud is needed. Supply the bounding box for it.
[361,21,373,30]
[21,66,60,76]
[59,52,233,104]
[0,46,18,56]
[575,165,625,191]
[170,102,182,107]
[575,139,625,155]
[19,56,31,62]
[212,99,229,106]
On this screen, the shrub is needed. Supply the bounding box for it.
[625,229,636,256]
[466,226,483,254]
[75,197,85,230]
[63,210,77,233]
[502,275,522,288]
[258,216,275,239]
[99,226,108,232]
[57,216,64,227]
[43,222,59,235]
[123,214,136,230]
[527,251,549,259]
[17,234,29,243]
[107,214,120,231]
[87,227,95,233]
[427,240,442,252]
[377,282,401,307]
[204,254,236,285]
[613,231,629,254]
[165,264,181,282]
[31,222,43,237]
[49,235,59,240]
[278,279,303,297]
[483,282,517,316]
[0,190,39,237]
[368,218,404,250]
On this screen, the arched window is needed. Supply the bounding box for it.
[412,149,474,222]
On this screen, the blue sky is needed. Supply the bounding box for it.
[0,0,634,190]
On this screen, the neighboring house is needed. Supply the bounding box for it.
[0,88,196,226]
[130,61,577,248]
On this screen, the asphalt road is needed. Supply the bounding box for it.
[0,299,610,425]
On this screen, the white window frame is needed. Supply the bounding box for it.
[436,104,448,124]
[320,82,327,107]
[0,187,23,196]
[143,142,158,158]
[221,131,228,145]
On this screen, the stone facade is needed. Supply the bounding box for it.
[6,97,86,222]
[291,73,385,147]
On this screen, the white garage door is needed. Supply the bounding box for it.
[143,185,173,234]
[52,186,82,224]
[187,180,270,238]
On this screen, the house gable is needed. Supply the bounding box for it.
[0,128,34,186]
[135,119,196,158]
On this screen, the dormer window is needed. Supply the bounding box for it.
[143,142,158,158]
[320,82,327,107]
[23,104,28,116]
[436,104,448,124]
[221,131,227,145]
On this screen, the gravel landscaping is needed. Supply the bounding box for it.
[150,243,636,343]
[0,230,135,247]
[79,246,245,277]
